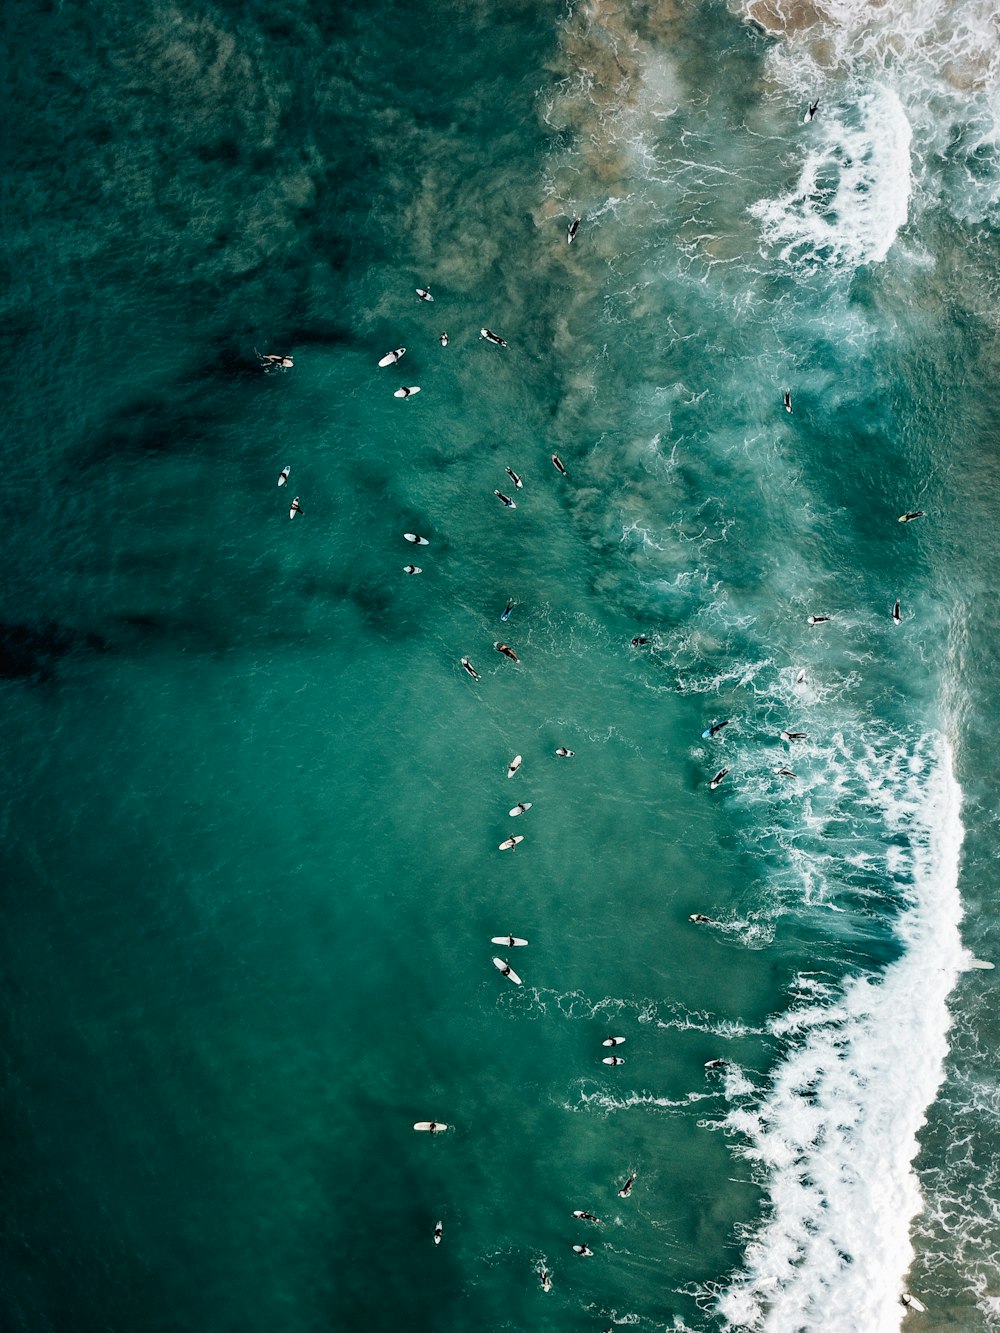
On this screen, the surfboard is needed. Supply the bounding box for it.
[492,957,522,984]
[439,332,448,346]
[572,1245,593,1256]
[394,386,421,397]
[509,802,532,817]
[555,747,574,757]
[971,959,995,970]
[901,1293,926,1313]
[498,835,523,851]
[413,1121,449,1132]
[491,935,528,947]
[551,454,567,475]
[289,498,302,519]
[404,533,429,545]
[507,755,522,778]
[378,347,405,367]
[277,466,290,487]
[416,288,433,301]
[403,565,422,574]
[433,1222,442,1245]
[602,1055,625,1065]
[602,1037,625,1046]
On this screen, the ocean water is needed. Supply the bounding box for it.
[3,0,1000,1330]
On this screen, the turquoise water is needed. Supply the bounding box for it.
[4,1,1000,1329]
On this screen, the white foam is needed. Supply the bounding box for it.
[713,736,965,1331]
[750,88,912,272]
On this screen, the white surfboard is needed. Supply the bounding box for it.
[404,533,429,545]
[433,1221,443,1245]
[509,802,532,816]
[507,754,522,778]
[378,347,405,367]
[970,958,995,970]
[413,1121,449,1132]
[277,466,290,487]
[394,386,421,398]
[901,1292,926,1313]
[602,1055,625,1065]
[499,835,523,851]
[602,1037,625,1047]
[289,497,302,520]
[403,565,422,574]
[416,288,433,301]
[555,747,574,757]
[491,935,528,947]
[492,957,522,984]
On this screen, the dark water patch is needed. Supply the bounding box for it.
[0,622,107,683]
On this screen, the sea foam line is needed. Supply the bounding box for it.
[712,735,965,1331]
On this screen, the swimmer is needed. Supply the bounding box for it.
[774,766,796,777]
[480,328,508,347]
[403,565,422,575]
[277,466,290,487]
[505,467,523,489]
[567,215,581,244]
[704,1058,727,1070]
[394,386,421,398]
[705,719,730,738]
[783,390,792,413]
[433,1221,443,1245]
[494,489,517,508]
[494,642,519,662]
[602,1037,626,1047]
[461,657,480,680]
[572,1244,594,1257]
[439,331,448,346]
[709,768,728,790]
[551,454,568,476]
[416,287,433,301]
[807,615,830,625]
[898,510,924,523]
[507,754,522,778]
[289,497,303,519]
[804,99,819,122]
[555,747,574,757]
[572,1211,602,1222]
[631,635,649,647]
[540,1268,553,1292]
[501,599,515,622]
[602,1055,625,1066]
[689,913,713,924]
[893,599,901,623]
[780,730,807,742]
[618,1173,636,1198]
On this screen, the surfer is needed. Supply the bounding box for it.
[289,497,303,519]
[573,1210,602,1221]
[704,1058,727,1070]
[805,99,819,122]
[618,1173,636,1198]
[403,565,422,575]
[705,719,730,738]
[480,328,508,347]
[709,767,728,790]
[555,747,574,757]
[494,489,517,508]
[631,635,649,647]
[394,386,421,398]
[783,390,792,412]
[505,467,523,489]
[689,913,713,924]
[572,1245,594,1257]
[551,454,568,476]
[277,466,290,487]
[416,287,433,301]
[780,730,807,742]
[509,802,531,817]
[494,642,519,662]
[602,1055,625,1066]
[379,347,405,366]
[257,351,293,371]
[540,1268,553,1292]
[501,599,515,622]
[497,960,516,979]
[507,754,522,778]
[807,614,830,625]
[603,1037,625,1047]
[893,599,901,623]
[795,668,806,684]
[567,215,581,244]
[404,532,429,545]
[433,1221,443,1245]
[898,510,924,523]
[428,1121,443,1133]
[460,657,480,680]
[774,766,796,777]
[439,331,448,346]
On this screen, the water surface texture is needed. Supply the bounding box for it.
[3,1,1000,1329]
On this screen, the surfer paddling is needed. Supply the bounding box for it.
[540,1268,553,1292]
[899,510,924,523]
[555,747,574,757]
[631,635,649,647]
[567,215,581,244]
[572,1245,594,1257]
[807,614,830,625]
[783,390,792,412]
[780,730,807,742]
[257,350,293,372]
[501,599,515,622]
[572,1210,602,1221]
[618,1173,636,1198]
[460,657,480,680]
[480,328,508,347]
[551,454,568,476]
[505,467,523,489]
[704,719,730,738]
[892,599,901,623]
[709,767,729,790]
[804,99,819,122]
[689,913,714,924]
[494,642,519,662]
[494,489,517,508]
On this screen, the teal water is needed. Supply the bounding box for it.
[3,1,1000,1329]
